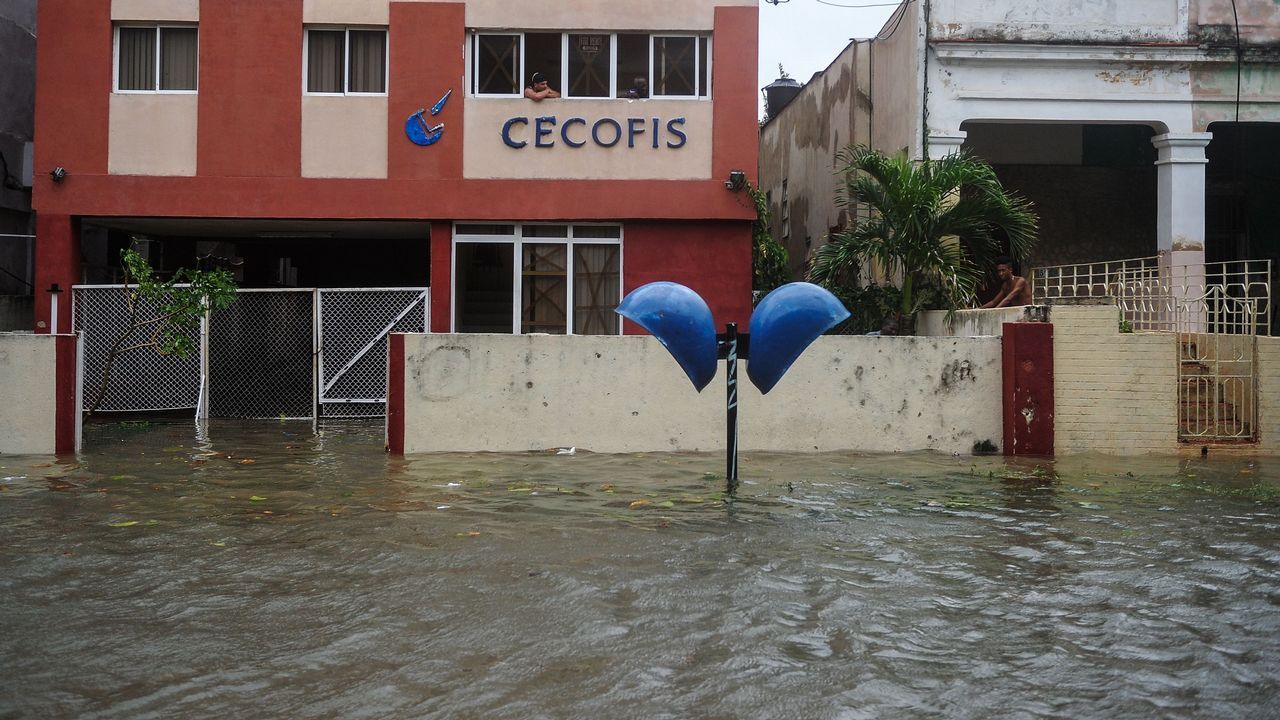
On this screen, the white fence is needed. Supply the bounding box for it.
[74,286,429,419]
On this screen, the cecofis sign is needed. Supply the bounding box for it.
[502,116,688,149]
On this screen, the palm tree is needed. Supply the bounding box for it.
[808,145,1037,334]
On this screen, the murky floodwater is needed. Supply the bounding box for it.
[2,420,1279,719]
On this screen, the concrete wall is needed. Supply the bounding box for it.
[1050,304,1178,454]
[929,0,1188,44]
[302,0,753,30]
[917,306,1028,337]
[0,332,78,455]
[394,332,1002,454]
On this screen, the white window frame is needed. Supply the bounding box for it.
[303,26,389,97]
[467,30,711,101]
[468,31,523,98]
[451,222,624,335]
[650,34,703,100]
[113,24,199,94]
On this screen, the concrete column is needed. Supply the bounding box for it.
[32,214,80,334]
[1152,133,1212,331]
[926,132,967,160]
[1152,133,1212,254]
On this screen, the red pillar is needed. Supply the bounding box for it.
[33,214,79,334]
[386,333,406,455]
[54,334,80,454]
[429,221,453,333]
[1002,322,1054,455]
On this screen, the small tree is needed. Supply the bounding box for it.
[750,186,791,296]
[808,145,1037,334]
[85,248,237,416]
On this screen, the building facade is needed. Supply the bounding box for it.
[33,0,758,336]
[760,0,1280,294]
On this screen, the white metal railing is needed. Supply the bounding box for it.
[1033,256,1272,335]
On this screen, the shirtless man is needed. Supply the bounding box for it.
[980,257,1033,308]
[523,72,560,101]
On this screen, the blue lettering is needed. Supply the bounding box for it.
[666,117,687,149]
[501,117,528,149]
[652,117,660,149]
[592,118,623,148]
[561,117,587,148]
[627,118,646,148]
[535,116,557,148]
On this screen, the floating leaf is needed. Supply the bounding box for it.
[109,520,139,527]
[249,495,267,502]
[629,500,651,509]
[654,500,675,508]
[239,459,257,465]
[211,541,226,547]
[109,474,127,481]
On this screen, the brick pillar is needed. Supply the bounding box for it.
[1003,322,1054,455]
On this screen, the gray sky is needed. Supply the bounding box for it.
[756,0,901,113]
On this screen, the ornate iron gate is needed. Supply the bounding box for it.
[73,286,428,420]
[1177,288,1259,442]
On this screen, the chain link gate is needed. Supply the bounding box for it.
[74,286,429,420]
[206,289,316,419]
[73,285,202,413]
[319,289,429,418]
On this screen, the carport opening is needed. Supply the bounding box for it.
[79,219,431,288]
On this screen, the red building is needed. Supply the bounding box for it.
[33,0,758,337]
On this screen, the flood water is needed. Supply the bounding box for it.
[2,420,1279,719]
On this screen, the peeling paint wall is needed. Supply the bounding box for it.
[758,41,867,276]
[1191,0,1280,45]
[397,333,1002,454]
[929,0,1188,44]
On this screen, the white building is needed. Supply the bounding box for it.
[760,0,1280,318]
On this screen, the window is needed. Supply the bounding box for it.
[471,31,710,99]
[453,223,622,335]
[305,27,387,94]
[116,25,198,92]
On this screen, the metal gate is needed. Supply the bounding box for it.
[319,289,429,418]
[1177,288,1259,442]
[73,286,428,419]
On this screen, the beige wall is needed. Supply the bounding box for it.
[871,3,921,158]
[302,96,388,178]
[303,0,752,29]
[0,334,59,455]
[464,99,712,180]
[112,0,199,21]
[1256,337,1280,453]
[398,333,1002,454]
[1051,304,1179,454]
[109,94,198,176]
